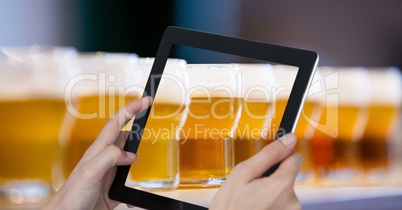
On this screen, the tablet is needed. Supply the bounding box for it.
[109,26,318,209]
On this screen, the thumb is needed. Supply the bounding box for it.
[87,145,137,179]
[231,133,297,182]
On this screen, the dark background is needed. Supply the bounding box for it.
[0,0,401,69]
[77,1,173,57]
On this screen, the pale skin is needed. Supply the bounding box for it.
[42,97,302,210]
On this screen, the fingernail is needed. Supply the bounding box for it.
[279,133,296,147]
[126,152,137,160]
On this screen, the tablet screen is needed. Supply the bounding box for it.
[109,26,318,210]
[123,46,299,208]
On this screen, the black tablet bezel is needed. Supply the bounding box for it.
[109,26,318,209]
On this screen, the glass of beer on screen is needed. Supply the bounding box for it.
[309,67,370,186]
[125,58,188,189]
[59,53,140,179]
[233,64,275,165]
[360,67,402,185]
[179,64,241,187]
[0,46,76,205]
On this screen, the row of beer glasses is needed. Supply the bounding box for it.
[127,62,294,189]
[126,63,402,189]
[299,67,402,186]
[0,48,153,205]
[123,62,282,189]
[126,63,244,189]
[1,47,402,206]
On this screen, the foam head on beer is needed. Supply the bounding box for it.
[364,67,402,139]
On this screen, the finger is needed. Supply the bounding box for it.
[115,130,130,149]
[230,133,297,182]
[268,151,302,182]
[83,144,137,182]
[261,152,302,191]
[83,97,152,158]
[96,96,152,146]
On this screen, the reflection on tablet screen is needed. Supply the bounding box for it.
[123,46,299,208]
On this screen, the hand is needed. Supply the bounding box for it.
[210,133,302,210]
[42,97,152,210]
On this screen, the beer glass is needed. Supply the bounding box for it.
[309,67,370,186]
[60,53,140,179]
[0,45,76,205]
[126,58,188,189]
[179,64,241,187]
[233,64,275,165]
[360,67,402,184]
[294,71,325,183]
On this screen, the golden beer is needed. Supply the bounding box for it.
[61,53,147,179]
[294,101,322,175]
[309,67,370,185]
[264,99,321,162]
[234,101,271,164]
[310,106,366,184]
[269,65,298,139]
[309,107,360,169]
[179,97,241,184]
[0,99,65,182]
[310,110,363,170]
[128,102,185,188]
[359,68,402,173]
[125,58,187,189]
[0,49,75,204]
[326,106,364,167]
[267,98,322,178]
[294,102,315,139]
[61,94,139,178]
[233,64,275,165]
[258,99,321,173]
[360,105,399,169]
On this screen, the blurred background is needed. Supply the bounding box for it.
[1,0,402,68]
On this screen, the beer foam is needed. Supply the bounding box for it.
[78,52,138,64]
[124,57,152,93]
[305,70,325,103]
[187,64,240,98]
[271,65,298,100]
[318,66,371,106]
[70,55,144,97]
[155,59,188,104]
[130,58,188,104]
[1,45,78,64]
[0,60,66,100]
[366,67,402,105]
[238,64,275,101]
[78,53,138,83]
